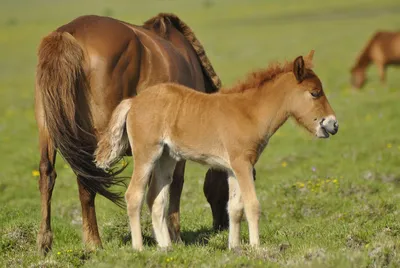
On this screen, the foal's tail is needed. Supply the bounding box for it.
[36,31,125,206]
[95,99,132,170]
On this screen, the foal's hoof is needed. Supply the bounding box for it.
[159,245,173,253]
[229,246,243,255]
[37,230,53,256]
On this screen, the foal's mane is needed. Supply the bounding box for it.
[143,13,221,92]
[220,59,312,94]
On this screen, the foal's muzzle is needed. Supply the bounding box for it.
[316,115,339,138]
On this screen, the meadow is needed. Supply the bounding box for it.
[1,0,400,267]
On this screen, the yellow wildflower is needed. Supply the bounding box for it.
[32,170,40,177]
[298,182,305,188]
[281,161,287,167]
[333,179,338,184]
[57,251,61,255]
[387,143,392,149]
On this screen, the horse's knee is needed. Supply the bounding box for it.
[77,178,96,204]
[245,199,260,221]
[125,191,143,215]
[228,198,244,222]
[39,159,56,191]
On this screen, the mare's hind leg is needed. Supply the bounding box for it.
[167,160,185,242]
[37,132,57,255]
[147,151,177,248]
[76,178,102,249]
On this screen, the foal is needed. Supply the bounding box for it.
[95,50,339,250]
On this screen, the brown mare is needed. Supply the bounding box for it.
[94,50,339,250]
[35,13,224,254]
[351,31,400,88]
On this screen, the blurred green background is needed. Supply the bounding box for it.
[1,0,400,267]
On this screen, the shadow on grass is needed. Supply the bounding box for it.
[181,226,219,246]
[120,226,223,247]
[122,233,157,247]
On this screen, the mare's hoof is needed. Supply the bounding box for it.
[37,230,53,256]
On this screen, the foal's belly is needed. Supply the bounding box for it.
[164,139,230,170]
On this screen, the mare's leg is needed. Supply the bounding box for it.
[147,151,177,248]
[227,173,244,249]
[76,178,102,249]
[167,160,185,242]
[126,147,162,250]
[204,169,229,231]
[37,131,57,255]
[231,162,260,248]
[377,62,386,84]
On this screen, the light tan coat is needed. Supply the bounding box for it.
[95,51,339,250]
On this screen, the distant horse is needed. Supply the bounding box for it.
[35,13,223,254]
[94,50,339,250]
[351,31,400,88]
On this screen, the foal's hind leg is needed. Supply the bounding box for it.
[37,132,57,255]
[167,160,185,243]
[147,151,177,249]
[126,147,162,250]
[76,178,102,249]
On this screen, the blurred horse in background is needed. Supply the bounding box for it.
[351,31,400,88]
[35,13,224,254]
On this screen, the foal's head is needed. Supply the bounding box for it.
[288,51,338,138]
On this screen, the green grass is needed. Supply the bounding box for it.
[1,0,400,267]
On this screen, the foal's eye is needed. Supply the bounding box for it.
[310,91,321,98]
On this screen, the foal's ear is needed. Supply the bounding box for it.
[305,50,315,62]
[293,56,306,83]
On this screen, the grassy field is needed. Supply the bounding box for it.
[1,0,400,267]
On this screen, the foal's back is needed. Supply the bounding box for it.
[129,83,231,167]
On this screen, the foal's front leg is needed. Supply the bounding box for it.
[227,173,244,249]
[231,162,260,248]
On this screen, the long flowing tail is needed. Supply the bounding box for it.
[95,99,132,170]
[36,31,126,206]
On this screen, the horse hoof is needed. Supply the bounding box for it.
[37,230,53,256]
[159,245,173,253]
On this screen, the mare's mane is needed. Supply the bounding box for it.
[143,13,221,92]
[352,32,384,71]
[220,59,313,94]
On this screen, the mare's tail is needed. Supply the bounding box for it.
[95,99,132,170]
[36,31,125,206]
